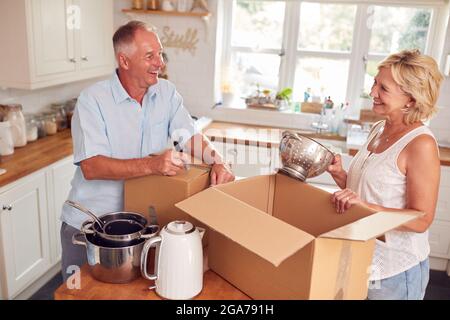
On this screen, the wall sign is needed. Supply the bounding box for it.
[160,26,199,56]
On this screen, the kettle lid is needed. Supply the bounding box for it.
[165,220,195,235]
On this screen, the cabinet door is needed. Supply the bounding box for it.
[212,141,272,178]
[77,0,114,71]
[30,0,76,77]
[48,156,75,264]
[0,172,50,299]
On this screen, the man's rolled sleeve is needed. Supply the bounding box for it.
[72,91,112,165]
[168,88,198,148]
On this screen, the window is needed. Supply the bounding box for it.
[221,0,446,113]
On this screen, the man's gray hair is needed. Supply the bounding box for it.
[113,20,157,56]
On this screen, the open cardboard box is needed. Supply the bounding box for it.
[176,173,422,300]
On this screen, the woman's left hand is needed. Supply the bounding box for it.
[331,188,363,214]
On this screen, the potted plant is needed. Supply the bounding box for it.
[275,87,293,110]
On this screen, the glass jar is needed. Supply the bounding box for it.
[132,0,145,9]
[42,112,58,136]
[24,114,38,142]
[51,103,68,131]
[0,121,15,155]
[64,98,77,129]
[4,104,27,147]
[35,114,47,139]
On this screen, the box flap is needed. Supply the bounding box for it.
[319,210,423,241]
[176,187,315,267]
[214,175,275,214]
[170,167,210,182]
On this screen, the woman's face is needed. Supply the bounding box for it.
[370,67,413,117]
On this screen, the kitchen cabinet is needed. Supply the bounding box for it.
[429,166,450,273]
[212,141,272,178]
[0,171,51,299]
[46,156,75,265]
[0,0,114,90]
[0,155,75,299]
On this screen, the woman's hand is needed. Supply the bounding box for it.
[331,188,363,214]
[326,154,347,189]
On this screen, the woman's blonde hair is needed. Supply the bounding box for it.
[378,49,443,124]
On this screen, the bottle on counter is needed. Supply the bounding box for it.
[24,113,38,142]
[4,104,27,147]
[0,121,15,155]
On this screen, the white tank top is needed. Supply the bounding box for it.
[347,120,437,280]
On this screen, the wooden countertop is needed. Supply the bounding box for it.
[54,265,250,300]
[203,121,345,148]
[0,122,448,190]
[205,121,450,166]
[0,129,73,188]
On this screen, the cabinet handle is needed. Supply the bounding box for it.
[69,58,77,63]
[2,205,12,211]
[81,56,88,61]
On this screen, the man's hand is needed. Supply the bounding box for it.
[148,149,189,176]
[210,163,235,185]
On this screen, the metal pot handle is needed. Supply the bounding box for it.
[81,221,95,235]
[140,224,160,239]
[140,236,162,284]
[72,233,87,247]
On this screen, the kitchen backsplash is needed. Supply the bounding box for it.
[0,77,107,115]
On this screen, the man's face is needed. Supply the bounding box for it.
[123,29,165,88]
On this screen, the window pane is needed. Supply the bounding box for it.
[368,6,432,54]
[229,51,280,96]
[363,60,380,96]
[231,0,285,49]
[298,2,356,52]
[293,57,349,104]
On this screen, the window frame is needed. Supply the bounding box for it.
[220,0,448,116]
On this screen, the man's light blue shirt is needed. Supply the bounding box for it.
[61,72,197,229]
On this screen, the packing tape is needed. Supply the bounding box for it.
[334,241,353,300]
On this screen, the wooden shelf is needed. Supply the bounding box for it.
[122,9,211,18]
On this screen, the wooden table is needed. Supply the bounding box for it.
[54,265,250,300]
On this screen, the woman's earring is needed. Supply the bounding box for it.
[401,104,410,113]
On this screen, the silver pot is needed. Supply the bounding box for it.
[81,211,159,244]
[72,232,154,284]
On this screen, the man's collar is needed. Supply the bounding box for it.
[112,70,159,104]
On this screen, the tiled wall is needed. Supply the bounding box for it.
[0,77,107,116]
[114,0,219,118]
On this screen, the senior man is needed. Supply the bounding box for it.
[60,20,234,281]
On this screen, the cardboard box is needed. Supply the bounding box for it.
[176,173,422,300]
[124,167,211,233]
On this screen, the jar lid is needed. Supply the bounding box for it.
[51,103,65,110]
[24,113,36,122]
[5,104,23,111]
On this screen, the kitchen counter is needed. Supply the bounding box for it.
[54,265,249,300]
[0,129,73,188]
[0,122,448,190]
[203,121,345,148]
[205,121,450,166]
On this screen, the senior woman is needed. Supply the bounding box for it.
[327,49,443,300]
